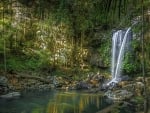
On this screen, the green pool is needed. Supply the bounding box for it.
[0,90,110,113]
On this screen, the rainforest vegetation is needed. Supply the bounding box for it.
[0,0,149,75]
[0,0,150,113]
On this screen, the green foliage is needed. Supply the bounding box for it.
[101,43,111,66]
[133,96,144,104]
[0,0,149,77]
[97,32,111,67]
[5,55,40,71]
[123,52,138,74]
[122,36,142,75]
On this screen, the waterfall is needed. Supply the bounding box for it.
[107,27,132,85]
[111,30,124,79]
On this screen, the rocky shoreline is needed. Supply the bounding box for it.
[0,73,149,95]
[0,72,150,112]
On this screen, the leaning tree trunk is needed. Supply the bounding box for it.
[141,0,148,113]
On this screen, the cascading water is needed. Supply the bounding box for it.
[107,27,132,85]
[111,30,124,79]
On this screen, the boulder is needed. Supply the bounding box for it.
[0,76,9,94]
[0,76,8,86]
[53,76,63,88]
[75,81,90,90]
[104,90,133,101]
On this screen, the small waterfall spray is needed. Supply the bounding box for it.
[107,27,132,85]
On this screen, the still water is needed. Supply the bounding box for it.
[0,90,110,113]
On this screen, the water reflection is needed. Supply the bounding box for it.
[46,92,106,113]
[0,91,109,113]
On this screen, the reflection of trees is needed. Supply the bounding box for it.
[46,92,103,113]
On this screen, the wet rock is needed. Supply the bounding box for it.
[102,81,119,91]
[0,76,8,86]
[0,92,21,99]
[0,76,9,94]
[75,81,90,90]
[104,89,133,101]
[87,73,106,89]
[99,83,110,91]
[53,76,62,88]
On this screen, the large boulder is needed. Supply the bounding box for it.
[0,76,9,94]
[0,76,8,86]
[75,81,90,90]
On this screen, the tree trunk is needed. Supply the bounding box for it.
[141,0,148,113]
